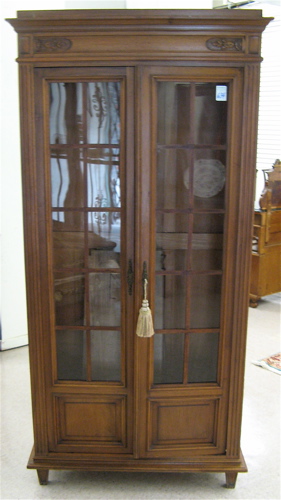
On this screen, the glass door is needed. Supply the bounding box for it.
[51,80,124,382]
[137,67,241,459]
[154,80,226,385]
[39,67,135,454]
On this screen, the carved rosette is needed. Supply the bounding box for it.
[206,38,243,52]
[35,37,72,53]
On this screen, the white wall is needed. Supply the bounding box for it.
[0,1,67,350]
[240,1,281,206]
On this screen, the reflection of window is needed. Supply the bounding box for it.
[49,82,121,238]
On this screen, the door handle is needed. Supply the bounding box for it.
[136,262,154,337]
[142,260,148,284]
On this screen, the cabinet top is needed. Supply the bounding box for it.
[6,9,272,63]
[7,8,271,30]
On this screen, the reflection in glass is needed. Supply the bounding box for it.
[49,83,83,145]
[157,82,227,147]
[87,148,120,209]
[51,149,84,210]
[54,273,85,326]
[91,330,121,381]
[156,212,189,271]
[49,82,121,146]
[157,82,191,145]
[88,220,121,266]
[87,147,121,256]
[157,149,191,209]
[194,84,227,145]
[193,150,226,210]
[52,219,85,269]
[89,273,121,327]
[154,275,186,329]
[56,330,87,380]
[188,332,219,383]
[154,333,185,384]
[87,82,120,145]
[190,275,221,329]
[192,214,224,271]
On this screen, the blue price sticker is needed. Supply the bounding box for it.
[216,85,227,102]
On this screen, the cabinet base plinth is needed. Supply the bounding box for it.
[28,447,247,488]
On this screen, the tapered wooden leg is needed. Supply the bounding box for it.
[225,472,238,489]
[37,469,49,485]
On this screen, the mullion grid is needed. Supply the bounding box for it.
[153,82,195,386]
[50,79,124,383]
[154,82,222,386]
[82,82,92,382]
[183,83,195,385]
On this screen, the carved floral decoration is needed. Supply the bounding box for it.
[35,37,72,53]
[206,38,243,52]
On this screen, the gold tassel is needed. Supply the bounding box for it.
[136,279,155,338]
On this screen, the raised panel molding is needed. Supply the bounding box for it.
[148,398,218,450]
[55,395,127,449]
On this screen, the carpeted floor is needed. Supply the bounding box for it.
[1,293,280,499]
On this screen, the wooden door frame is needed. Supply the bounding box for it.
[27,65,136,457]
[135,64,249,461]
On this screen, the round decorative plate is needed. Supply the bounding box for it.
[184,159,226,198]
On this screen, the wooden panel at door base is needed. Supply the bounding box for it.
[53,395,129,453]
[147,397,220,456]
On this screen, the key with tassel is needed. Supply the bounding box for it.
[136,276,155,338]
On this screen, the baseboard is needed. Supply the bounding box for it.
[0,334,28,350]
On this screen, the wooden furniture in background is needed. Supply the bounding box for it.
[250,160,281,307]
[7,9,271,489]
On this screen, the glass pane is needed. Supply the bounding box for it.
[87,148,120,210]
[53,218,85,269]
[188,332,219,383]
[157,149,191,209]
[193,151,226,210]
[157,82,228,147]
[192,214,224,271]
[87,82,121,145]
[87,147,121,262]
[56,330,87,380]
[51,148,84,209]
[154,333,185,384]
[88,231,120,269]
[54,273,85,326]
[89,273,121,327]
[194,83,228,145]
[154,275,186,329]
[157,82,191,145]
[156,212,189,271]
[90,330,121,381]
[190,275,222,329]
[50,83,83,145]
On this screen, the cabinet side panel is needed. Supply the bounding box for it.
[19,64,49,455]
[226,63,261,458]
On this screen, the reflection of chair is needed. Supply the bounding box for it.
[53,220,116,263]
[250,160,281,307]
[53,221,117,325]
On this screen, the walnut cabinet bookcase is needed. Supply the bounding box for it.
[7,9,271,488]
